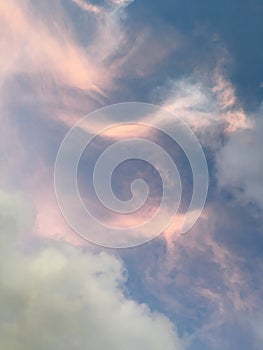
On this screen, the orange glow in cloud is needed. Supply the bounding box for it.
[212,69,252,133]
[1,1,253,253]
[162,67,252,135]
[34,184,88,247]
[0,1,112,97]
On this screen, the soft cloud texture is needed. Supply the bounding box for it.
[1,1,262,349]
[124,203,263,349]
[0,190,186,350]
[216,113,263,210]
[157,68,251,137]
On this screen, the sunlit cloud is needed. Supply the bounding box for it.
[0,1,262,348]
[0,190,186,350]
[160,68,252,136]
[70,0,102,14]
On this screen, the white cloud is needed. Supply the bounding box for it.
[70,0,102,14]
[154,67,263,214]
[0,190,185,350]
[155,68,251,141]
[216,114,263,209]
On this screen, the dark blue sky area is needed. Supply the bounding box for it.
[126,0,263,110]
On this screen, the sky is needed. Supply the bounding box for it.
[0,0,263,349]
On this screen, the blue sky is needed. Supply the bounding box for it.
[0,0,263,349]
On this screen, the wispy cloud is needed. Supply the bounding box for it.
[157,67,251,137]
[135,203,263,347]
[70,0,102,14]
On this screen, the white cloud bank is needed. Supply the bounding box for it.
[0,190,185,350]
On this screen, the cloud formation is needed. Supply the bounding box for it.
[1,1,262,348]
[158,67,251,137]
[216,112,263,210]
[0,190,185,350]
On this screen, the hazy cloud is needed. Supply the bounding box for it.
[0,190,186,350]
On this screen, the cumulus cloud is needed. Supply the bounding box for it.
[216,112,263,210]
[0,190,185,350]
